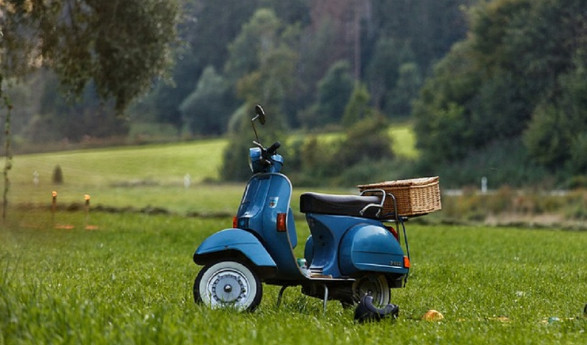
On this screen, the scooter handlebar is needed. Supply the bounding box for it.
[267,141,281,156]
[253,140,280,155]
[252,141,280,166]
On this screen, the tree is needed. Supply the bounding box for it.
[24,73,130,143]
[413,41,481,163]
[1,0,178,114]
[332,114,393,173]
[179,66,234,136]
[221,9,299,181]
[366,37,415,112]
[413,0,587,179]
[0,0,178,218]
[342,82,372,128]
[137,0,258,134]
[524,52,587,170]
[299,60,354,128]
[387,62,422,118]
[227,8,300,125]
[369,0,471,71]
[306,0,370,79]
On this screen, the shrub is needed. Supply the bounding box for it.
[52,165,63,185]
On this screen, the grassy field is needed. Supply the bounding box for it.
[1,132,585,344]
[1,210,585,344]
[8,139,230,211]
[7,128,412,214]
[388,125,418,160]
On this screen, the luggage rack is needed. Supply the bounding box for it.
[359,188,410,278]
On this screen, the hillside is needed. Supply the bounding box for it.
[7,125,412,213]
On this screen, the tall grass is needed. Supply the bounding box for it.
[1,210,585,344]
[436,187,587,229]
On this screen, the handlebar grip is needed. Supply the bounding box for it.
[267,141,281,155]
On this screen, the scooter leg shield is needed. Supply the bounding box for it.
[193,229,277,268]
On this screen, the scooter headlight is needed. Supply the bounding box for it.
[249,147,262,172]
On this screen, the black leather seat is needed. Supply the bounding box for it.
[300,192,382,218]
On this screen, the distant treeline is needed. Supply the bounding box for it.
[6,0,470,141]
[3,0,586,188]
[414,0,587,188]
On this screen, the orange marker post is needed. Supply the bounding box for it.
[84,194,98,230]
[51,191,57,225]
[84,194,90,226]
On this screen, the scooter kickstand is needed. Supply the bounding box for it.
[276,286,288,308]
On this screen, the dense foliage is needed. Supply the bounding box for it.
[413,0,587,186]
[2,0,469,143]
[0,0,177,113]
[2,0,585,188]
[0,0,178,142]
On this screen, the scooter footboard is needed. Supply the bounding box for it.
[193,229,277,272]
[339,224,409,276]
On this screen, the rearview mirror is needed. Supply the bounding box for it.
[251,104,266,143]
[254,104,266,125]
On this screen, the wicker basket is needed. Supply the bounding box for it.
[357,176,441,217]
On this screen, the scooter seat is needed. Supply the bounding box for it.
[300,192,382,218]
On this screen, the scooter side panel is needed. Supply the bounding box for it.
[339,224,408,276]
[193,228,276,268]
[304,214,383,277]
[304,214,345,277]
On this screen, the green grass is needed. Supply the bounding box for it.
[1,129,585,344]
[7,128,414,213]
[288,123,418,160]
[389,125,418,160]
[1,210,585,344]
[9,139,229,212]
[12,139,227,186]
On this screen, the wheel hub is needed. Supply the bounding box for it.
[211,273,247,304]
[352,275,389,307]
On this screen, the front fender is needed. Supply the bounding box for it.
[193,229,276,268]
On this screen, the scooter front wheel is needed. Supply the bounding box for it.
[194,261,262,312]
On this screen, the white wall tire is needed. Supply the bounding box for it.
[194,261,262,311]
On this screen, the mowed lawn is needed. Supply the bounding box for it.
[1,132,585,344]
[8,139,235,215]
[7,126,414,215]
[1,210,585,344]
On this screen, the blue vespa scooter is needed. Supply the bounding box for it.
[193,105,410,312]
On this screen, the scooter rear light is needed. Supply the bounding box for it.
[403,256,411,269]
[232,216,238,228]
[385,226,399,241]
[276,213,287,232]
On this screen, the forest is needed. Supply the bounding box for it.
[1,0,585,188]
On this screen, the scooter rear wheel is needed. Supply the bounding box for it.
[194,261,262,312]
[352,274,390,307]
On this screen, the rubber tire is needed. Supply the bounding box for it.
[194,261,262,312]
[351,274,390,307]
